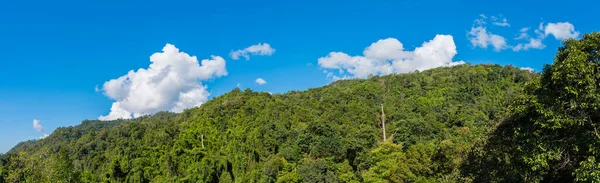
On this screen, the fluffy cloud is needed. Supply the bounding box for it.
[512,22,579,51]
[469,14,579,52]
[468,15,509,51]
[99,44,228,120]
[468,26,509,51]
[99,103,132,121]
[33,119,48,139]
[318,35,464,79]
[513,22,578,51]
[230,43,275,60]
[33,119,43,132]
[255,78,267,85]
[544,22,580,40]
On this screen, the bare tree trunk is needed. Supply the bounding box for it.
[201,134,205,149]
[381,104,386,142]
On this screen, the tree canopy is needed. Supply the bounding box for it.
[463,32,600,182]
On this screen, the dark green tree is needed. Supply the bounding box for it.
[464,32,600,182]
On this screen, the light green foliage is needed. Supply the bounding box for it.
[575,156,600,182]
[361,142,411,183]
[337,160,359,183]
[0,61,535,182]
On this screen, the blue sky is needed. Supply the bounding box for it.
[0,0,598,153]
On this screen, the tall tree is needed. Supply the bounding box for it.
[464,32,600,182]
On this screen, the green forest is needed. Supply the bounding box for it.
[1,32,599,182]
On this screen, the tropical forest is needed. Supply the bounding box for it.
[1,32,600,182]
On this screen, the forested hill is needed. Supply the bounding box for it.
[3,32,600,183]
[0,63,536,182]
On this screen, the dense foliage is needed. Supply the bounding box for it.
[463,32,600,182]
[0,63,533,182]
[3,32,599,182]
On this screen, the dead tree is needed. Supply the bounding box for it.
[381,104,386,142]
[201,134,205,149]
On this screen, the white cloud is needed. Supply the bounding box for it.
[468,26,509,51]
[520,67,534,72]
[513,38,545,51]
[99,102,132,120]
[256,78,267,85]
[491,16,510,27]
[468,15,579,52]
[515,27,530,40]
[544,22,579,40]
[468,15,509,51]
[318,35,464,79]
[171,87,210,113]
[513,24,545,51]
[512,22,579,52]
[99,44,228,120]
[230,43,275,60]
[474,14,487,25]
[33,119,43,132]
[33,119,48,139]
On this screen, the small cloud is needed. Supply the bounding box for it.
[467,15,579,53]
[474,15,487,25]
[515,27,530,40]
[520,67,534,72]
[513,24,545,52]
[256,78,267,85]
[230,43,275,60]
[468,15,509,51]
[475,14,510,27]
[33,119,44,132]
[544,22,579,40]
[39,134,49,139]
[468,26,509,51]
[491,16,510,27]
[236,83,241,88]
[513,38,545,51]
[307,63,313,66]
[94,85,101,92]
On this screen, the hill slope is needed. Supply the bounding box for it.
[0,64,535,182]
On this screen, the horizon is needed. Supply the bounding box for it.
[1,0,598,153]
